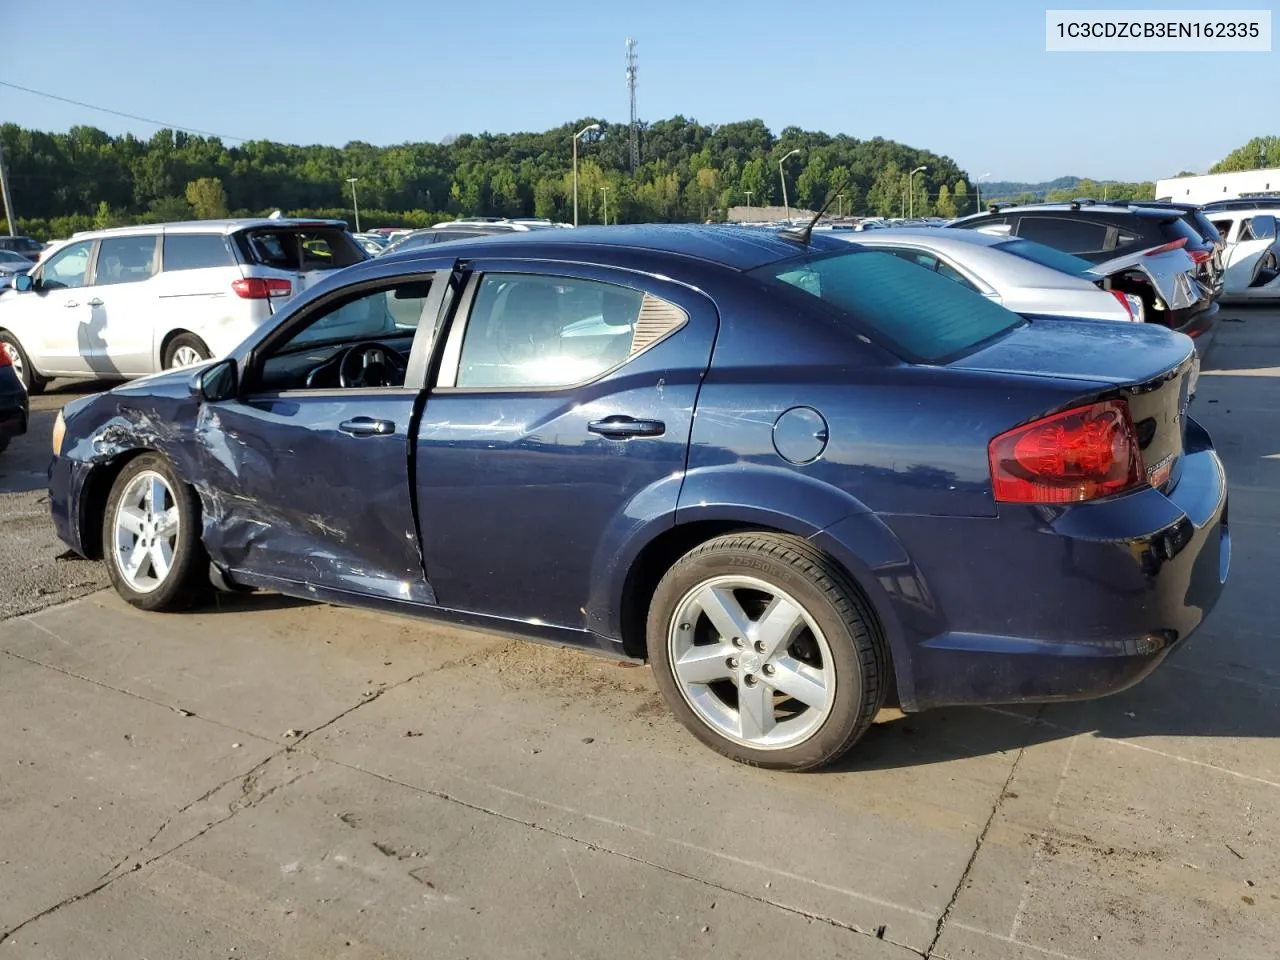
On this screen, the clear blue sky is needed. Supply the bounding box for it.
[4,0,1273,183]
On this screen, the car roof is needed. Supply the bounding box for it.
[378,224,851,271]
[70,218,349,239]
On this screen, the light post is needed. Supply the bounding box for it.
[346,177,361,233]
[837,193,844,218]
[601,186,609,225]
[976,172,990,214]
[908,165,927,220]
[778,148,801,222]
[572,123,600,227]
[745,189,752,213]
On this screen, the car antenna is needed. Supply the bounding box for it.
[780,185,848,245]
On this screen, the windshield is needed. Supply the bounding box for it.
[993,238,1095,277]
[750,249,1024,363]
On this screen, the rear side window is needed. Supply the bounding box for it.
[163,233,236,271]
[1188,212,1223,244]
[993,238,1095,277]
[1015,217,1110,254]
[237,228,367,271]
[95,235,158,285]
[751,250,1022,363]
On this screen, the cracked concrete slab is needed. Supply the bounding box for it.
[0,651,277,936]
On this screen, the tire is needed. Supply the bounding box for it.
[101,453,210,611]
[163,333,211,370]
[648,533,888,771]
[0,331,47,394]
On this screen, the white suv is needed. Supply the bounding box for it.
[0,218,368,393]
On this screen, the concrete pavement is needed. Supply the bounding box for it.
[0,309,1277,959]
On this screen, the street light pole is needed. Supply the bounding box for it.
[346,177,361,233]
[572,123,600,227]
[908,165,927,220]
[601,186,609,225]
[976,172,990,214]
[837,193,844,218]
[778,149,801,223]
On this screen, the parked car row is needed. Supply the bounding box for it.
[43,221,1229,770]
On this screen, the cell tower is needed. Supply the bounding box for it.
[625,38,639,172]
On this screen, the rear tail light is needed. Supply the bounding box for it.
[1143,237,1189,257]
[0,343,10,368]
[232,277,292,299]
[1108,290,1145,323]
[988,399,1145,504]
[1187,248,1212,265]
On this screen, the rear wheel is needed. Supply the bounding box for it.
[101,454,210,611]
[648,533,888,771]
[0,332,47,394]
[163,334,211,370]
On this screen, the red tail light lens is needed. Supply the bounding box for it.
[232,277,292,299]
[0,343,11,368]
[1187,248,1212,265]
[988,400,1145,503]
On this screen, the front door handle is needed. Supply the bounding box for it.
[339,416,395,437]
[588,415,666,439]
[63,301,80,308]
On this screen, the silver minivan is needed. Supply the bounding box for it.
[0,218,367,392]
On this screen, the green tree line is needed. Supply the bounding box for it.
[0,118,979,239]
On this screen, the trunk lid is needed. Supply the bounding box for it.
[232,224,369,312]
[954,318,1196,493]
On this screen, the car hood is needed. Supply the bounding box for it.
[951,317,1194,385]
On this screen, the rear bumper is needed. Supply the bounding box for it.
[1170,299,1218,339]
[876,417,1228,711]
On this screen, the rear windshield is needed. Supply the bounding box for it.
[1187,211,1223,244]
[993,238,1095,277]
[750,249,1024,362]
[237,227,367,271]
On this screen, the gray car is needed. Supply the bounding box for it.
[828,228,1211,328]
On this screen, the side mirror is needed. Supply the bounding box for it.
[1250,215,1277,241]
[195,358,237,403]
[13,273,33,293]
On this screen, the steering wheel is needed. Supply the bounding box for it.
[338,341,408,389]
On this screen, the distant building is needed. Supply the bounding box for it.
[1156,169,1280,204]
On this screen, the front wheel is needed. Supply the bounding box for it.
[0,332,47,394]
[102,454,210,611]
[648,533,888,771]
[163,334,211,370]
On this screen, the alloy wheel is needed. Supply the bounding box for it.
[667,575,836,750]
[111,470,181,593]
[2,342,24,383]
[170,346,205,368]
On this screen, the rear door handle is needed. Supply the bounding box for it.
[339,416,395,437]
[588,415,665,439]
[86,298,103,306]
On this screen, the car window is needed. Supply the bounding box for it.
[40,239,93,290]
[238,227,367,271]
[934,259,978,291]
[255,281,434,391]
[1210,219,1234,239]
[993,238,1095,277]
[750,249,1022,363]
[1014,217,1110,254]
[163,233,236,271]
[94,235,158,286]
[0,250,28,264]
[454,274,685,389]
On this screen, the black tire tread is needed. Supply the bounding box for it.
[650,532,890,771]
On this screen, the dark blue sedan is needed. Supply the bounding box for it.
[47,225,1230,770]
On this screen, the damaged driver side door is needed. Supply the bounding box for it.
[194,271,453,605]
